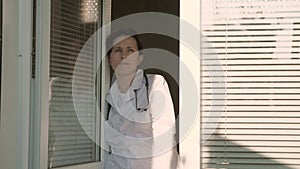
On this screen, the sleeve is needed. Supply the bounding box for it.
[149,75,176,155]
[150,75,176,136]
[105,118,153,158]
[104,102,153,159]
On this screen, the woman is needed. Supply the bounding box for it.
[104,29,179,169]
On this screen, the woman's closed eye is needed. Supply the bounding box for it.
[113,48,121,53]
[128,48,137,53]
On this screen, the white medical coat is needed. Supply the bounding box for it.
[104,69,178,169]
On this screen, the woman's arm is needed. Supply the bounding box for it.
[149,75,176,137]
[149,75,177,156]
[105,75,176,159]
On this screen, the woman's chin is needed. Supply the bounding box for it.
[115,66,136,76]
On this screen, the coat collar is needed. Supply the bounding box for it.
[106,69,145,109]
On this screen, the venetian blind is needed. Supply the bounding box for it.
[48,0,100,168]
[201,0,300,169]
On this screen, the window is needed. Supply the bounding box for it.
[201,0,300,169]
[48,0,102,168]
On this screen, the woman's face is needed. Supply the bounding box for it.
[109,35,143,75]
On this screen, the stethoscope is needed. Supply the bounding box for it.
[133,72,150,112]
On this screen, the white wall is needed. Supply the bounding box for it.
[0,0,20,168]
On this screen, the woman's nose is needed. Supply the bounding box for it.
[121,51,129,59]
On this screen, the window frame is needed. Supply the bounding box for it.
[32,1,203,168]
[179,0,201,168]
[30,0,112,169]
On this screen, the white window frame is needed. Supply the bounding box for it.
[30,0,50,168]
[179,0,201,169]
[18,0,32,169]
[31,0,112,169]
[32,1,203,169]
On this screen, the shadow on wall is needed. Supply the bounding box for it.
[203,135,295,169]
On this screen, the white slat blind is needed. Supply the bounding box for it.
[201,0,300,169]
[48,0,100,168]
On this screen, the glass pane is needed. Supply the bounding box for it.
[48,0,101,168]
